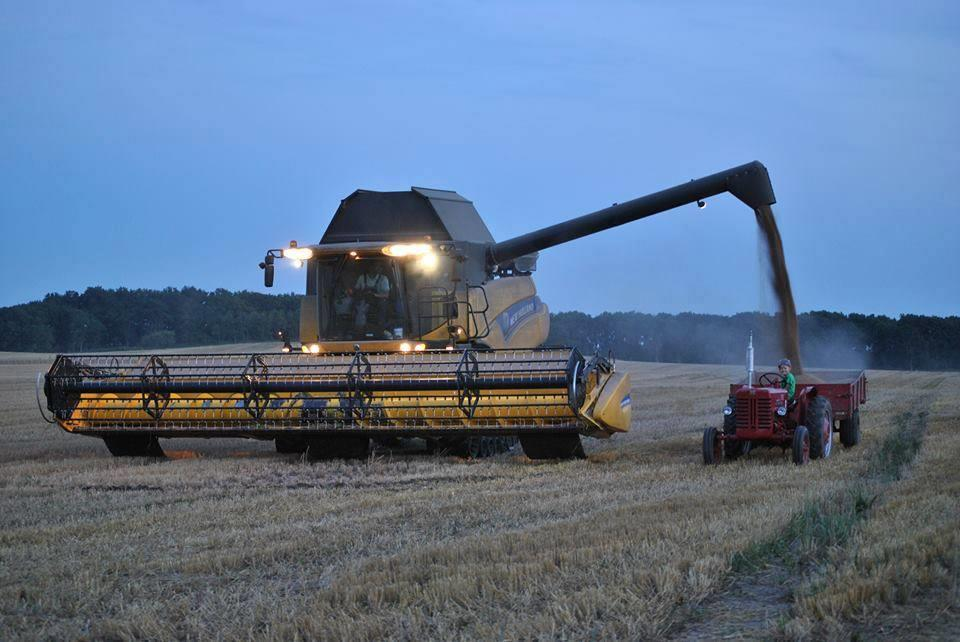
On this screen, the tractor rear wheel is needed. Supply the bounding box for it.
[806,396,833,460]
[792,426,810,465]
[839,409,861,448]
[103,434,165,458]
[702,426,723,465]
[519,434,585,460]
[275,436,308,454]
[306,436,370,461]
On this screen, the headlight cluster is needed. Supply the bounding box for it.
[776,404,788,416]
[723,405,734,416]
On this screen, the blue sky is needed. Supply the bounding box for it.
[1,1,957,316]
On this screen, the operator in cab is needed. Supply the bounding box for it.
[778,358,796,401]
[352,261,392,333]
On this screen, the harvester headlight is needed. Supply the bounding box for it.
[301,345,310,353]
[723,405,734,416]
[382,243,431,257]
[776,404,788,416]
[281,341,292,353]
[282,247,314,261]
[414,343,426,351]
[308,343,320,354]
[399,342,412,352]
[417,252,438,270]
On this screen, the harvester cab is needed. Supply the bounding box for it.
[264,187,549,354]
[44,162,779,462]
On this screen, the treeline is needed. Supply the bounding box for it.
[1,288,958,370]
[0,287,300,352]
[548,310,960,371]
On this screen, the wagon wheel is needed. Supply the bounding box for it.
[702,426,723,465]
[840,409,861,448]
[792,426,810,465]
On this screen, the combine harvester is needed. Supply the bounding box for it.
[43,161,778,461]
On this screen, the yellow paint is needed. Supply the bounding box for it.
[591,372,632,433]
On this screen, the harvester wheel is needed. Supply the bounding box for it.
[839,409,861,448]
[306,436,370,461]
[792,426,810,465]
[519,433,585,460]
[806,396,833,460]
[702,426,723,465]
[467,437,483,458]
[275,437,308,454]
[103,434,165,458]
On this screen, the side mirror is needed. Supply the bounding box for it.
[260,254,275,287]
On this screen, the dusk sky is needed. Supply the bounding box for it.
[1,1,957,317]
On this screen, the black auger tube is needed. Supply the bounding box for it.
[487,160,776,266]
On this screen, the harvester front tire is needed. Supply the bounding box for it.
[839,409,861,448]
[306,436,370,461]
[103,434,165,458]
[792,426,810,465]
[702,426,723,465]
[519,434,585,460]
[806,396,833,460]
[275,437,308,454]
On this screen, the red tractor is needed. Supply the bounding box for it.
[703,369,867,465]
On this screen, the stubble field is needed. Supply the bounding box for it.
[1,348,957,640]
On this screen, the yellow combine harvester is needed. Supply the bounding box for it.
[42,162,776,460]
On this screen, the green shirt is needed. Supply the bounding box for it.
[780,372,796,400]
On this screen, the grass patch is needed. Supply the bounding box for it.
[733,411,927,573]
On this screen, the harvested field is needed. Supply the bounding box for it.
[1,350,957,640]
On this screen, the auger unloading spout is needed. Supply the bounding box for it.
[487,161,776,267]
[43,161,784,461]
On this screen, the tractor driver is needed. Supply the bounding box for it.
[352,262,392,331]
[778,358,796,401]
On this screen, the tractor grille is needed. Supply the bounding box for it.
[735,394,772,430]
[735,397,750,429]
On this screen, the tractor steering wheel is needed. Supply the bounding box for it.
[758,372,781,387]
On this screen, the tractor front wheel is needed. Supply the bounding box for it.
[792,426,810,465]
[839,409,861,448]
[702,426,723,465]
[722,396,748,460]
